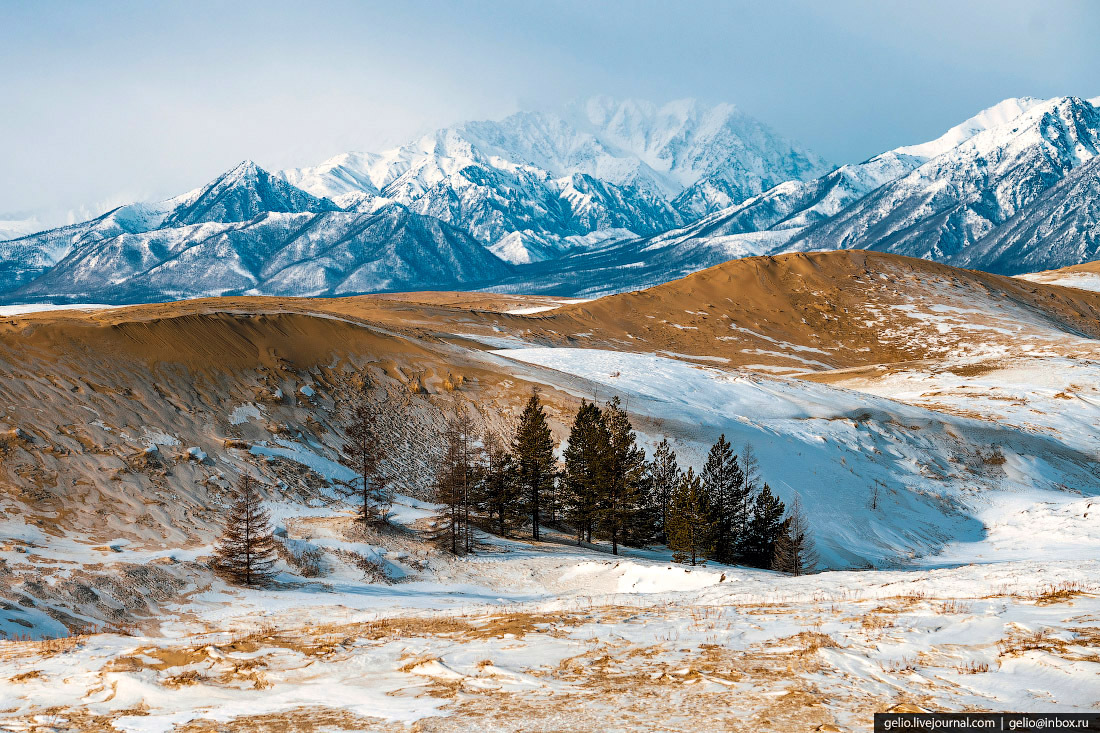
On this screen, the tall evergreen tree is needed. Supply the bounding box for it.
[744,482,786,568]
[214,475,278,587]
[772,497,818,575]
[646,438,680,543]
[481,432,523,537]
[700,434,746,564]
[511,390,556,541]
[667,467,714,566]
[562,400,610,544]
[599,398,647,555]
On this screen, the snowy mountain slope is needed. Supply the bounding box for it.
[161,160,341,227]
[891,96,1045,159]
[1,160,517,303]
[956,154,1100,274]
[277,150,387,199]
[564,96,831,215]
[0,160,342,294]
[8,96,1100,305]
[642,98,1046,249]
[1,97,828,300]
[486,98,1049,296]
[276,98,830,262]
[6,205,514,303]
[0,202,170,292]
[393,162,681,264]
[485,227,795,297]
[493,347,1098,567]
[786,96,1100,269]
[291,98,830,208]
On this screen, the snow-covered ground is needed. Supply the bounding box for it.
[1,526,1096,731]
[491,347,1100,568]
[504,298,595,315]
[0,303,118,317]
[1017,271,1100,293]
[2,341,1099,730]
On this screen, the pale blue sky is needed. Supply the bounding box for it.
[2,0,1098,224]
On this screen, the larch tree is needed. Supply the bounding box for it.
[772,496,818,575]
[433,409,481,555]
[214,474,278,587]
[511,390,556,541]
[646,438,680,543]
[433,419,463,555]
[562,400,610,544]
[667,467,714,566]
[337,381,391,525]
[735,443,762,556]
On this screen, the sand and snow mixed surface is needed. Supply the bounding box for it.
[3,345,1098,731]
[1,523,1097,731]
[2,257,1100,730]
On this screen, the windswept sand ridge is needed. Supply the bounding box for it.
[523,250,1100,371]
[2,250,1100,643]
[12,250,1100,375]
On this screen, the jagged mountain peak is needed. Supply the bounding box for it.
[275,96,831,258]
[948,95,1098,158]
[225,158,261,177]
[785,95,1100,266]
[891,96,1046,160]
[163,160,340,228]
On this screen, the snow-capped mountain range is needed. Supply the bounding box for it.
[278,97,830,264]
[2,95,1099,304]
[786,96,1100,269]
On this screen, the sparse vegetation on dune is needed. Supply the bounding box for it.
[1,252,1100,727]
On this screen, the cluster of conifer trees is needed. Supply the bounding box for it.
[214,385,817,587]
[653,435,817,573]
[430,390,817,574]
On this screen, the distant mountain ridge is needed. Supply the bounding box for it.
[277,97,831,263]
[785,96,1100,272]
[483,96,1068,296]
[4,94,1100,304]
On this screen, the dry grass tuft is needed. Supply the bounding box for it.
[0,633,86,661]
[1032,581,1089,605]
[275,539,325,577]
[954,660,990,674]
[791,631,840,653]
[880,657,919,673]
[862,614,897,630]
[331,548,389,583]
[938,600,972,614]
[997,628,1066,657]
[399,655,442,673]
[162,668,209,687]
